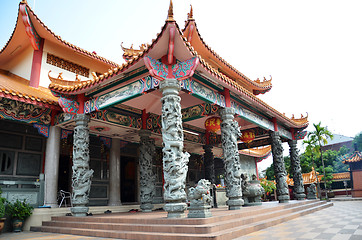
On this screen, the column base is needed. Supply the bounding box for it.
[164,202,187,218]
[108,201,122,206]
[227,197,244,210]
[140,202,154,212]
[188,206,212,218]
[70,206,89,217]
[278,195,290,203]
[294,193,306,200]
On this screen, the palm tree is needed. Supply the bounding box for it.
[303,137,321,199]
[308,122,333,200]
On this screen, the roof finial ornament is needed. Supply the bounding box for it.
[167,0,174,21]
[188,5,194,20]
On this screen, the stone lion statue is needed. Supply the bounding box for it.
[188,179,212,206]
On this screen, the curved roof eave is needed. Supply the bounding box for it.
[48,14,308,129]
[182,19,272,94]
[23,2,118,67]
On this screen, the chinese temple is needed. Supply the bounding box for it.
[343,150,362,197]
[0,0,309,223]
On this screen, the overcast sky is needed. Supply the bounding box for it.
[1,0,361,169]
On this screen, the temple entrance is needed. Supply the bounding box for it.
[58,155,72,193]
[121,156,137,203]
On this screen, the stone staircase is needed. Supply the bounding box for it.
[31,200,332,240]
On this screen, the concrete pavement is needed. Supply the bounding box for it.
[0,200,361,240]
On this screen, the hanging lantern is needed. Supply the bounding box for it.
[204,116,221,133]
[240,130,255,143]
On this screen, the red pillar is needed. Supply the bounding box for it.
[29,39,44,88]
[222,88,231,108]
[255,158,260,180]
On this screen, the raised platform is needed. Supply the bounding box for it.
[32,200,332,240]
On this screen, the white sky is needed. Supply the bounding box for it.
[1,0,362,170]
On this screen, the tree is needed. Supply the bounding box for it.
[303,137,321,198]
[353,132,362,151]
[333,146,350,173]
[307,122,333,200]
[265,156,291,180]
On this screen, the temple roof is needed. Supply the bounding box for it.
[342,151,362,163]
[0,1,118,67]
[0,69,59,108]
[286,169,350,186]
[240,145,271,158]
[48,2,308,130]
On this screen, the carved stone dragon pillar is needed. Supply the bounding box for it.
[71,114,94,216]
[220,107,244,210]
[203,145,215,184]
[139,129,156,212]
[160,78,189,218]
[288,140,306,200]
[270,132,290,203]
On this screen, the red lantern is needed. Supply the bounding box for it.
[240,130,255,143]
[204,116,221,133]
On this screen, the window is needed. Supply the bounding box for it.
[0,150,14,175]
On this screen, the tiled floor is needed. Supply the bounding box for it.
[0,231,118,240]
[236,201,362,240]
[0,201,361,240]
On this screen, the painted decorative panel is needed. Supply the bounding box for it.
[51,92,79,114]
[182,103,219,122]
[144,56,199,81]
[181,79,226,107]
[0,97,51,125]
[279,125,293,139]
[231,100,274,131]
[90,110,142,129]
[85,76,159,113]
[32,124,49,137]
[54,113,74,125]
[146,114,162,134]
[295,130,307,140]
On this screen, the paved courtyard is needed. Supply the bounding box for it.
[237,201,362,240]
[0,200,361,240]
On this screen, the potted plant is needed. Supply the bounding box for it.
[6,199,34,232]
[260,178,276,201]
[0,188,6,233]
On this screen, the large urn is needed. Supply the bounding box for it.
[242,180,265,206]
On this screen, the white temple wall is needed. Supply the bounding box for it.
[3,45,33,80]
[39,40,112,87]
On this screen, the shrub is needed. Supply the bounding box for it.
[6,199,34,220]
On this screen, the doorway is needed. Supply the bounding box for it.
[121,156,137,203]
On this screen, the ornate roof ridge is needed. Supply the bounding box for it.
[121,42,150,61]
[49,20,171,94]
[19,2,119,67]
[289,113,309,125]
[166,0,175,22]
[192,51,307,128]
[0,69,59,108]
[343,151,362,163]
[49,18,307,128]
[240,145,271,157]
[182,18,272,94]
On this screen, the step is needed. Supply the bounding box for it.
[41,200,326,234]
[49,200,318,225]
[37,201,332,240]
